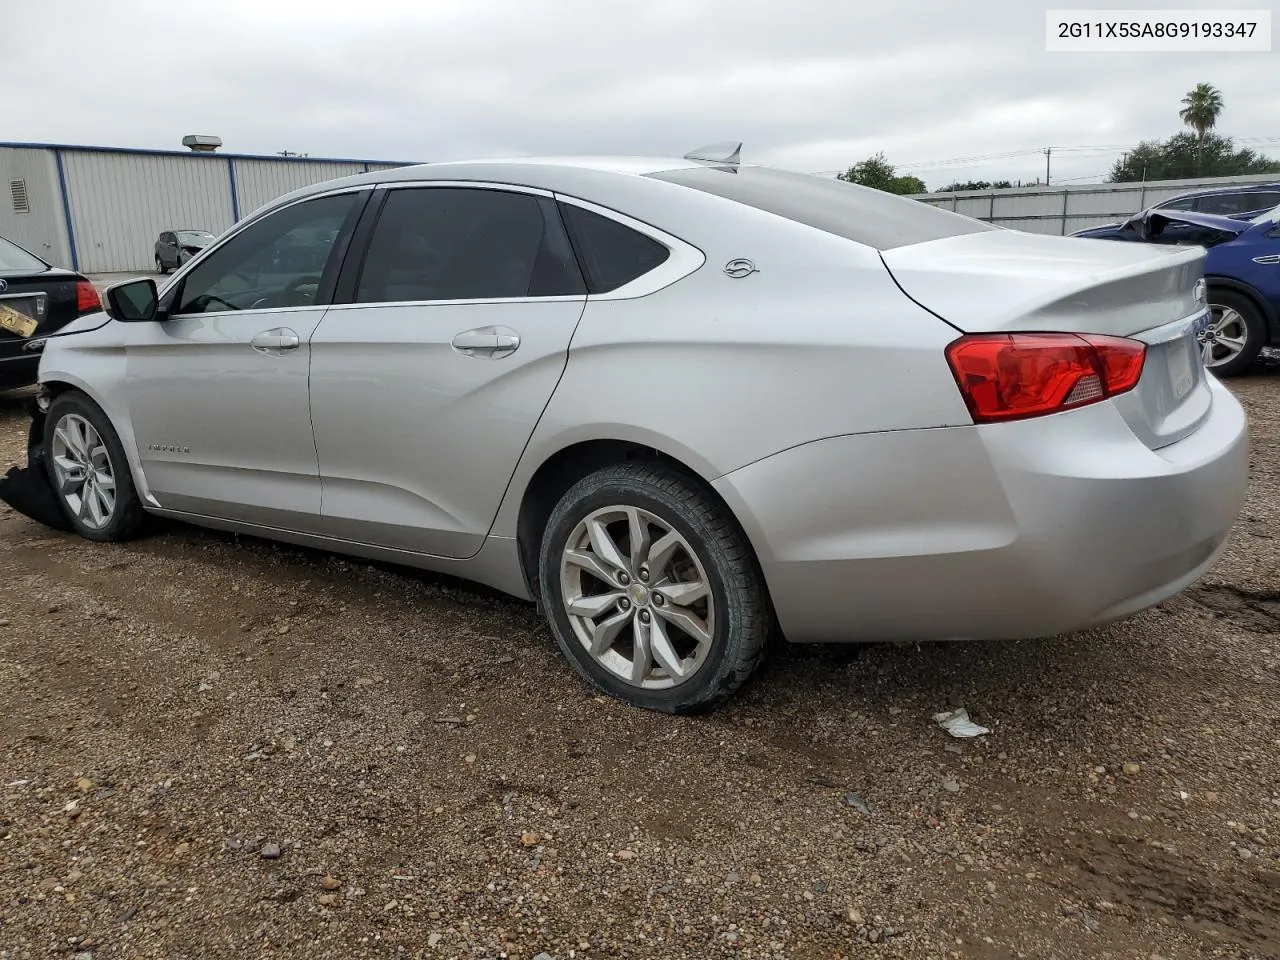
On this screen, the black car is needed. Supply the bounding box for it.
[155,229,215,274]
[0,235,101,390]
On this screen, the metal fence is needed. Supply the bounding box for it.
[910,172,1280,236]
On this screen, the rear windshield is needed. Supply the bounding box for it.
[648,165,996,251]
[0,235,48,272]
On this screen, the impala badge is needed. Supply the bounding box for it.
[723,258,758,279]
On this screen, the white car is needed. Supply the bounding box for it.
[10,144,1249,712]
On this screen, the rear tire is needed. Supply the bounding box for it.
[1203,289,1265,377]
[43,391,148,542]
[537,462,772,713]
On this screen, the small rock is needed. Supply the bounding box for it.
[174,842,190,856]
[260,843,282,860]
[464,753,477,764]
[521,831,541,847]
[842,792,872,814]
[944,744,963,754]
[354,677,374,687]
[1238,848,1254,860]
[1082,916,1100,933]
[847,907,864,925]
[941,777,961,793]
[277,624,290,635]
[1127,811,1139,821]
[428,933,443,948]
[725,871,741,884]
[318,893,339,907]
[322,875,341,890]
[750,873,762,885]
[1123,762,1141,775]
[76,778,94,793]
[533,954,554,960]
[615,850,635,860]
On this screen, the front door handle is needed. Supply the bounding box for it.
[250,327,301,353]
[451,325,521,358]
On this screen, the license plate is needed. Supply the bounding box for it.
[0,299,39,338]
[1168,337,1195,400]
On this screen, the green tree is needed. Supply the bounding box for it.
[935,179,1013,192]
[1179,82,1224,140]
[1108,132,1280,182]
[836,152,926,195]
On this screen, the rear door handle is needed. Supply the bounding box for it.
[451,325,521,358]
[250,327,300,353]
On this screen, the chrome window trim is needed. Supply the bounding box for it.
[325,295,585,311]
[553,193,706,301]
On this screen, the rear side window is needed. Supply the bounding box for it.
[0,235,47,272]
[648,165,996,251]
[559,203,671,293]
[356,187,584,303]
[1159,197,1196,211]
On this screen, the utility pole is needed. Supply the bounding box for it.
[1044,147,1052,186]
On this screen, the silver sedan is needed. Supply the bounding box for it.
[23,144,1249,712]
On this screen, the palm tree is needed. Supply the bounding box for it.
[1179,83,1224,140]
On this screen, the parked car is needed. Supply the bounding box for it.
[154,229,215,274]
[0,234,101,391]
[3,149,1248,713]
[1072,182,1280,240]
[1073,203,1280,376]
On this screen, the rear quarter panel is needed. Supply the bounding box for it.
[489,199,972,537]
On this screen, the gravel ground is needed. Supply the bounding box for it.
[1,369,1278,960]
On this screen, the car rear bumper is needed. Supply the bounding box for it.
[712,376,1249,643]
[0,353,39,390]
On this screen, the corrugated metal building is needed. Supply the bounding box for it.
[0,142,410,273]
[910,172,1280,236]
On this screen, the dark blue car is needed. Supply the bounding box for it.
[1073,203,1280,376]
[1072,182,1280,241]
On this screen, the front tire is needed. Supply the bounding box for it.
[44,392,148,542]
[538,462,772,713]
[156,255,168,275]
[1202,289,1265,377]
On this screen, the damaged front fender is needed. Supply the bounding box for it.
[0,396,75,532]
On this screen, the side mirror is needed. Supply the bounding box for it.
[105,277,161,323]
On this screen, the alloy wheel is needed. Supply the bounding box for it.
[1200,306,1248,368]
[50,413,116,530]
[560,505,715,689]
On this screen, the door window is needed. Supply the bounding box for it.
[173,192,361,315]
[354,187,585,303]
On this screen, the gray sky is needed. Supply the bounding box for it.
[9,0,1279,188]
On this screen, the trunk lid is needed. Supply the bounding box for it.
[0,269,87,354]
[880,230,1211,450]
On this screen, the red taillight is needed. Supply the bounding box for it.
[945,332,1146,423]
[76,279,102,316]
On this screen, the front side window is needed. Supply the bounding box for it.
[355,187,584,303]
[1159,197,1196,212]
[174,192,360,315]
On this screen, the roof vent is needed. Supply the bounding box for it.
[181,135,223,152]
[683,141,742,164]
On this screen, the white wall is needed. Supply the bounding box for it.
[62,151,237,273]
[232,159,370,219]
[0,147,71,266]
[913,173,1280,236]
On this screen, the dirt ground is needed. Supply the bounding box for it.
[1,370,1278,960]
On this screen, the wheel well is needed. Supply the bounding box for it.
[515,440,731,601]
[1206,279,1277,333]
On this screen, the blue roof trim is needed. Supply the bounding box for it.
[0,140,417,167]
